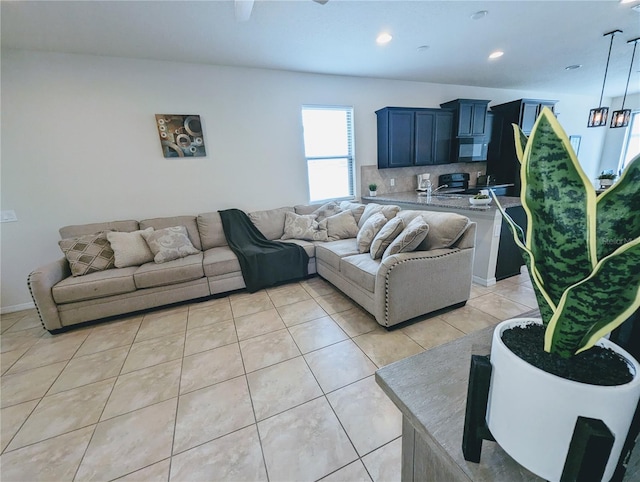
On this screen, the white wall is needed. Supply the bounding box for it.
[598,93,640,174]
[0,49,610,309]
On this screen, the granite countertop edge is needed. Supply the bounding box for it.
[362,191,522,211]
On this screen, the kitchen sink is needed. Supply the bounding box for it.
[435,194,464,199]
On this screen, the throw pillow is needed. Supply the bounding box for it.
[312,201,342,222]
[281,212,329,242]
[370,217,405,260]
[382,217,430,260]
[141,225,200,263]
[339,201,366,224]
[107,228,155,268]
[396,211,470,250]
[358,203,401,228]
[321,210,359,241]
[59,232,115,276]
[356,212,388,253]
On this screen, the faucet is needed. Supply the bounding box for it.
[432,184,448,193]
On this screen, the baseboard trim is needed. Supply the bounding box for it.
[1,301,36,314]
[472,275,496,287]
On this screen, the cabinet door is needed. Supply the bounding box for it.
[538,101,556,116]
[458,103,474,137]
[471,103,487,135]
[388,110,414,167]
[520,102,539,134]
[414,111,435,165]
[434,111,453,164]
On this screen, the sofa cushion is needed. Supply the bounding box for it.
[139,215,202,251]
[397,210,470,250]
[59,220,139,239]
[134,252,204,289]
[382,217,430,260]
[107,228,155,268]
[197,212,228,250]
[142,226,201,263]
[356,212,388,253]
[279,239,316,258]
[52,267,138,304]
[281,212,328,241]
[321,210,359,241]
[58,232,116,277]
[248,207,294,240]
[340,254,379,293]
[314,239,359,270]
[358,203,401,228]
[202,246,241,277]
[370,217,405,259]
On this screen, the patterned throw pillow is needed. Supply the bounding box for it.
[382,217,430,260]
[356,212,388,253]
[107,228,155,268]
[281,212,328,241]
[59,232,116,276]
[141,225,200,263]
[370,217,405,260]
[312,201,342,222]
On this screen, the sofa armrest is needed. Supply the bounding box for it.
[27,258,69,331]
[454,221,476,250]
[374,247,474,327]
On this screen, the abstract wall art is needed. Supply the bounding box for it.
[155,114,206,158]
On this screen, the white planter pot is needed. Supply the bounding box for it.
[486,318,640,482]
[369,190,377,197]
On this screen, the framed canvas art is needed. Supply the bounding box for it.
[155,114,206,158]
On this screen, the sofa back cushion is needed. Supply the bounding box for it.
[248,207,294,240]
[397,210,470,251]
[197,211,228,250]
[139,215,202,251]
[60,220,139,239]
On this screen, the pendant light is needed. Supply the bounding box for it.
[611,37,640,128]
[588,29,622,128]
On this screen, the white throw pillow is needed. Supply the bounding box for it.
[312,201,343,222]
[358,203,401,228]
[141,225,200,263]
[356,212,388,253]
[281,212,328,242]
[382,217,429,260]
[370,217,405,259]
[107,228,155,268]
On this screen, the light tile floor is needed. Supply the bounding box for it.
[0,273,537,482]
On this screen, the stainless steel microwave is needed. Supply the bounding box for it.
[456,138,488,162]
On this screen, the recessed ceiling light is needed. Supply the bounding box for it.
[565,64,582,70]
[417,45,430,52]
[488,50,504,59]
[376,32,393,45]
[471,10,489,20]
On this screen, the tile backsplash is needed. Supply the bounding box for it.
[361,163,487,198]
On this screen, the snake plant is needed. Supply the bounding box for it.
[494,108,640,358]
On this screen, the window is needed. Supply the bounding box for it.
[301,105,355,203]
[619,110,640,173]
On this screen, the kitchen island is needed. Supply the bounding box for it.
[362,191,523,286]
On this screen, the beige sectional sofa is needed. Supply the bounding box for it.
[28,202,476,333]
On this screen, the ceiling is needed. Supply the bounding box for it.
[2,0,640,98]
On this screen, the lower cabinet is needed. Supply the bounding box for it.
[495,206,526,280]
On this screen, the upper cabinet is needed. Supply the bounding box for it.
[439,99,490,137]
[376,107,453,169]
[493,98,558,135]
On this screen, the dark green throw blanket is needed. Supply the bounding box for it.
[219,209,309,293]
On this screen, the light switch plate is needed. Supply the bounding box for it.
[1,210,18,223]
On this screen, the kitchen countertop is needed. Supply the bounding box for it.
[362,191,522,212]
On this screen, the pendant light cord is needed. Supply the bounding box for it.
[621,38,640,109]
[598,30,621,108]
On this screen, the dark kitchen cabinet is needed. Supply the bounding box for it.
[487,98,558,195]
[440,99,490,137]
[496,206,527,280]
[376,107,453,168]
